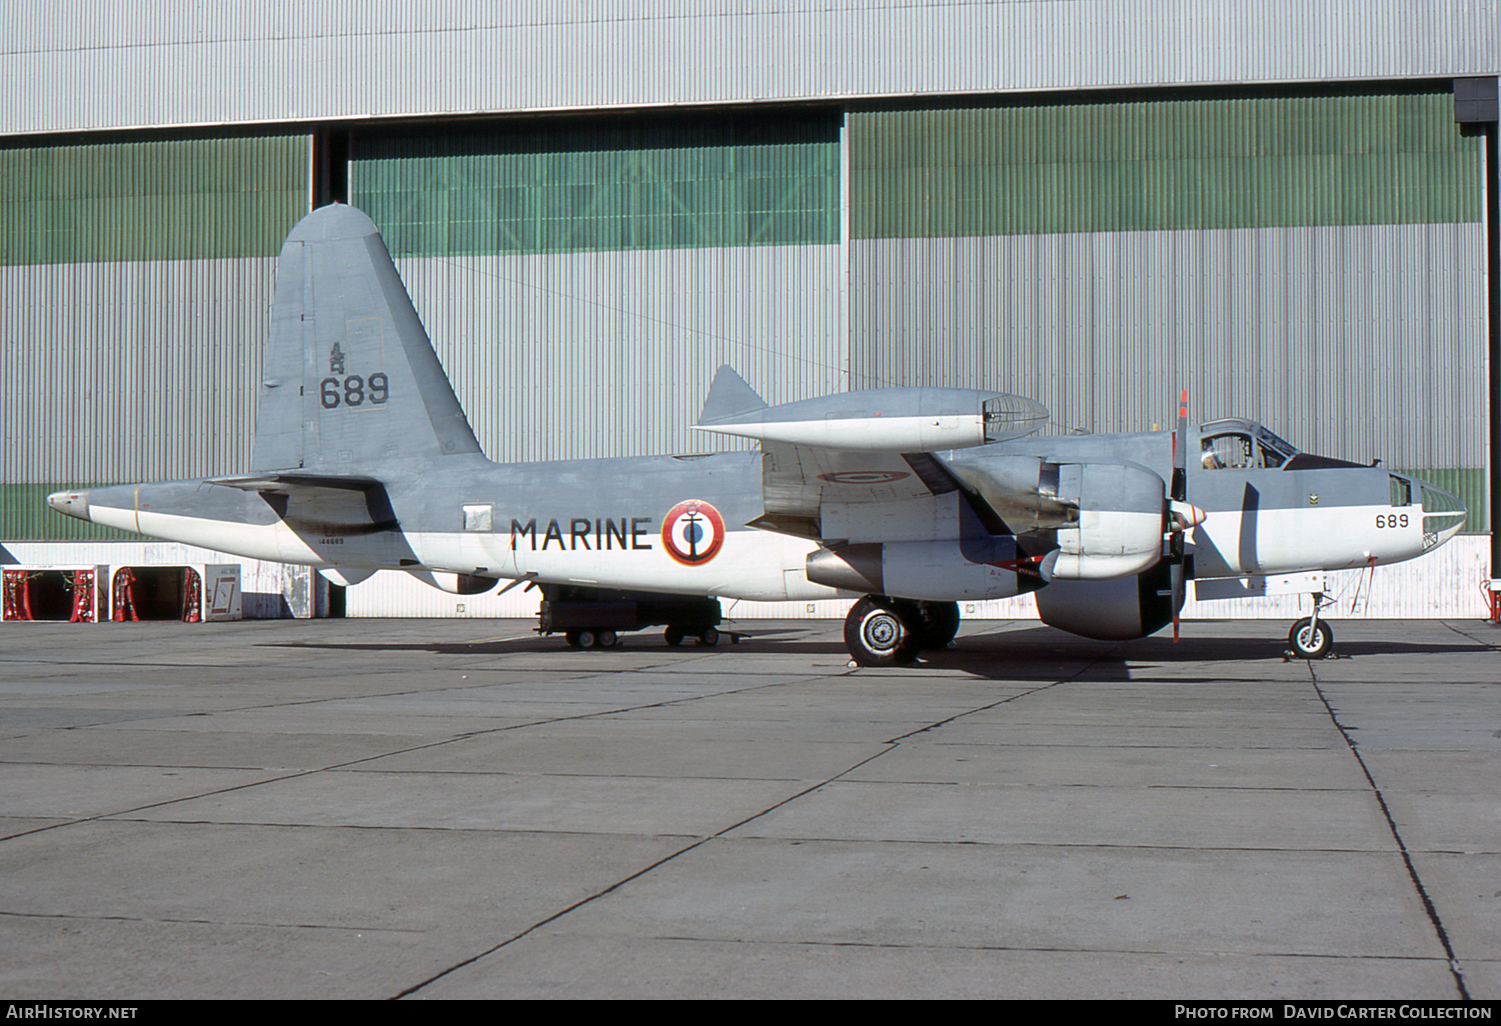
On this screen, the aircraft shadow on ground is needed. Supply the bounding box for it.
[261,622,1486,684]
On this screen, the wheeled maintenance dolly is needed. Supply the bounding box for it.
[537,584,736,649]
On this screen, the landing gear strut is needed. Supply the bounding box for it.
[843,597,961,667]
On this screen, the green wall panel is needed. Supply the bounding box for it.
[1,485,133,542]
[0,135,311,265]
[351,116,839,256]
[852,87,1482,239]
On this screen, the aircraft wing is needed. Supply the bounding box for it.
[696,366,1040,540]
[695,367,1183,583]
[756,442,967,538]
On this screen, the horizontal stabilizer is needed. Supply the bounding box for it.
[209,471,398,534]
[207,472,383,495]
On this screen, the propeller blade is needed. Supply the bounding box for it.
[1170,388,1190,640]
[1172,387,1188,502]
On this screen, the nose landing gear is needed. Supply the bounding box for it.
[1287,591,1333,659]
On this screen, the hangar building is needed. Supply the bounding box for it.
[1,2,1497,620]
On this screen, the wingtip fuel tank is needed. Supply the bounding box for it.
[695,368,1048,452]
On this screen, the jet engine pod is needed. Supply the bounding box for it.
[1034,559,1177,640]
[406,569,499,595]
[806,537,1041,602]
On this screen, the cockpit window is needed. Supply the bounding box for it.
[1255,427,1297,468]
[1199,422,1301,470]
[1389,475,1412,508]
[1201,432,1255,470]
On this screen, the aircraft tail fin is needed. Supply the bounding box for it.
[252,204,482,472]
[697,366,768,425]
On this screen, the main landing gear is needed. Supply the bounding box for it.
[844,596,961,667]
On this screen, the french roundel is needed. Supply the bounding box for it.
[661,500,726,566]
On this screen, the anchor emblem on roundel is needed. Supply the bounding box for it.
[661,500,726,566]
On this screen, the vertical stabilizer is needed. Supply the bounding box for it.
[253,204,482,471]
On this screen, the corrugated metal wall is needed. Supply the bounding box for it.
[5,2,1496,135]
[848,86,1490,529]
[348,115,847,464]
[1,5,1493,624]
[8,86,1482,543]
[0,134,310,540]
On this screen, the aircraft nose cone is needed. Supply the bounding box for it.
[47,489,91,522]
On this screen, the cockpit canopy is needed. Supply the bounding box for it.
[1197,418,1370,472]
[1197,418,1299,470]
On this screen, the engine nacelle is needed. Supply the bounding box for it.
[1046,462,1166,580]
[953,458,1167,578]
[1033,560,1176,640]
[807,538,1041,601]
[406,569,499,595]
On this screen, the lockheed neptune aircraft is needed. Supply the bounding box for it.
[48,205,1467,664]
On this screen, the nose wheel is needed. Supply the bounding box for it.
[1287,592,1333,659]
[1288,616,1333,659]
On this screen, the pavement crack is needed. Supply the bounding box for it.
[389,744,896,999]
[389,655,1123,999]
[1305,662,1472,1001]
[0,908,422,933]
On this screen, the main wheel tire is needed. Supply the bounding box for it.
[1289,617,1333,659]
[698,627,719,647]
[664,627,684,646]
[895,599,961,650]
[597,629,618,648]
[575,629,598,650]
[844,596,919,667]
